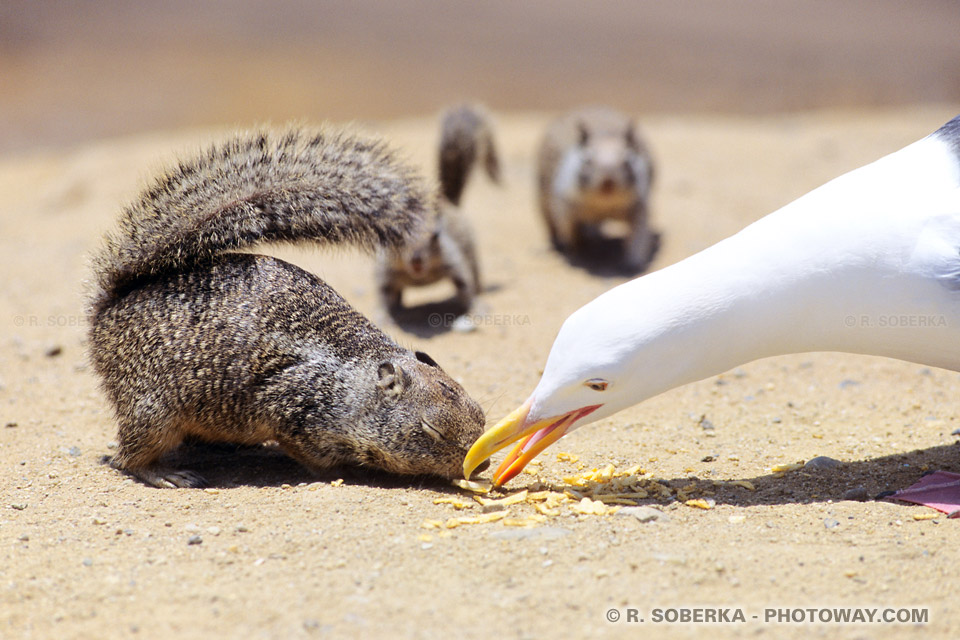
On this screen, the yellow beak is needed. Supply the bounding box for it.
[463,400,600,487]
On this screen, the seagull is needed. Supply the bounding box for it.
[464,115,960,486]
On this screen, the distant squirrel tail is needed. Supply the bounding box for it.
[91,126,431,310]
[437,104,500,206]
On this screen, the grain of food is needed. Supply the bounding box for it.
[452,478,492,493]
[475,490,528,508]
[433,497,474,510]
[685,498,715,510]
[770,461,805,474]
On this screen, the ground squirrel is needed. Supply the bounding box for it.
[376,104,499,316]
[88,126,486,488]
[537,106,657,271]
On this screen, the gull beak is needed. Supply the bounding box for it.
[462,399,600,487]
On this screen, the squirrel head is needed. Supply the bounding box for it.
[367,350,486,479]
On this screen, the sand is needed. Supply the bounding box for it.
[2,107,960,639]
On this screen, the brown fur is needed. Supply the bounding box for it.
[377,104,498,314]
[537,106,657,271]
[88,126,486,488]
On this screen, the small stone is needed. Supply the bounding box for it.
[451,315,478,333]
[823,518,840,529]
[10,503,27,511]
[82,558,93,566]
[701,455,715,463]
[17,533,29,541]
[838,379,860,389]
[842,486,870,502]
[206,526,221,536]
[45,345,63,358]
[951,428,960,436]
[187,535,203,545]
[771,417,782,424]
[4,422,17,428]
[616,506,670,523]
[489,527,572,541]
[698,416,715,431]
[185,523,200,533]
[66,446,81,457]
[92,517,106,525]
[236,524,249,533]
[804,456,842,470]
[106,440,118,450]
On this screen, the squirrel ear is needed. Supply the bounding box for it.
[415,351,440,368]
[377,361,404,397]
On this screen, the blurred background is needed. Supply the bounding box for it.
[2,0,959,154]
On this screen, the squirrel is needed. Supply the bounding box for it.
[376,104,499,316]
[537,106,657,271]
[87,126,487,488]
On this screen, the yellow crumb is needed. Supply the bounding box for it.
[451,478,492,493]
[432,497,474,510]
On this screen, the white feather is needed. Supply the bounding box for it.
[530,124,960,431]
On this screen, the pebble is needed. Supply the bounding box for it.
[823,518,840,529]
[804,456,842,470]
[489,527,572,541]
[451,315,478,333]
[838,379,860,389]
[187,535,203,545]
[17,534,29,542]
[842,486,870,502]
[82,558,93,566]
[10,504,27,511]
[4,422,16,428]
[616,506,671,524]
[45,345,63,358]
[951,428,960,436]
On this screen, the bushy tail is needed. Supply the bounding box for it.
[438,104,500,206]
[92,126,431,308]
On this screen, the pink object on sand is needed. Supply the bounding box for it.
[887,471,960,516]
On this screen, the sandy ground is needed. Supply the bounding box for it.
[2,107,960,639]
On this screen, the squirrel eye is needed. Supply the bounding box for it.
[584,378,609,392]
[421,419,445,442]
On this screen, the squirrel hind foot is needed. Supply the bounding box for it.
[112,460,208,489]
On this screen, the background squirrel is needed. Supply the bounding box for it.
[88,126,486,488]
[376,104,499,317]
[537,106,657,271]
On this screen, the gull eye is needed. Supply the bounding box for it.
[584,378,609,392]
